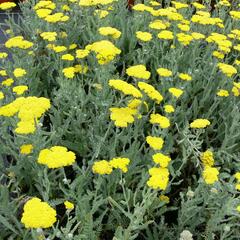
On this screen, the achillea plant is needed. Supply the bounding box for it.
[0,0,239,239]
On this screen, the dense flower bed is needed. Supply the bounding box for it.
[0,0,240,239]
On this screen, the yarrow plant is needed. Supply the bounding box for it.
[0,0,240,239]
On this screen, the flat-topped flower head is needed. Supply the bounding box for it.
[98,27,121,39]
[138,82,163,104]
[201,150,214,167]
[109,79,142,98]
[92,160,113,174]
[157,68,172,77]
[21,197,56,228]
[190,119,210,128]
[37,146,76,168]
[150,113,170,128]
[147,167,169,190]
[217,63,237,77]
[110,107,137,127]
[136,31,152,42]
[126,65,151,80]
[152,153,171,167]
[158,30,174,40]
[109,157,130,173]
[146,136,164,150]
[203,166,219,184]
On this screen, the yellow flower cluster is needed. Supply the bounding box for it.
[138,82,163,104]
[149,113,170,128]
[0,97,50,134]
[37,146,76,168]
[20,144,33,155]
[217,63,237,77]
[98,27,121,39]
[92,157,130,174]
[13,68,27,78]
[157,67,172,77]
[203,167,219,185]
[109,79,142,98]
[146,136,164,150]
[21,198,56,228]
[201,150,214,167]
[40,32,57,42]
[86,40,121,64]
[147,167,170,190]
[136,31,152,42]
[64,201,74,210]
[110,107,137,127]
[190,119,211,129]
[126,65,151,80]
[5,36,33,49]
[79,0,113,7]
[34,0,69,22]
[234,172,240,191]
[0,2,16,10]
[201,150,219,184]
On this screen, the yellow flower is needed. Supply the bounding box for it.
[37,146,76,168]
[149,20,168,30]
[152,153,171,168]
[237,205,240,212]
[158,30,174,40]
[235,172,240,181]
[0,2,16,10]
[232,82,240,96]
[69,44,77,50]
[94,10,109,19]
[138,82,163,104]
[86,40,121,65]
[13,68,26,78]
[147,167,169,190]
[168,88,183,98]
[36,9,53,18]
[0,91,4,100]
[74,64,88,74]
[136,31,152,42]
[190,119,210,128]
[61,54,74,61]
[109,157,130,173]
[179,73,192,81]
[98,27,121,39]
[15,120,35,135]
[40,32,57,42]
[52,45,67,53]
[217,89,229,97]
[76,49,89,59]
[109,79,142,98]
[64,201,74,210]
[20,144,33,155]
[157,67,172,77]
[2,78,14,87]
[217,63,237,77]
[110,107,137,127]
[62,67,75,78]
[230,11,240,20]
[159,195,170,203]
[0,70,7,76]
[21,197,56,228]
[164,105,174,113]
[126,65,151,80]
[146,136,164,150]
[92,160,113,174]
[203,166,219,184]
[201,150,214,167]
[12,85,28,95]
[0,52,8,58]
[150,113,170,128]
